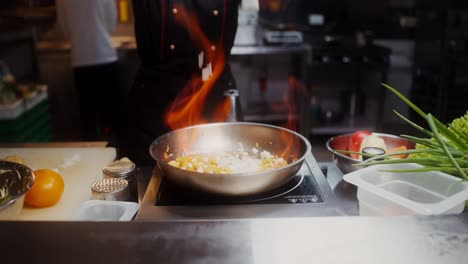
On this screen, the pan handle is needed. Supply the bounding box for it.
[224,89,243,122]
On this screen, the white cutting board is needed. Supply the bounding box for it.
[0,147,116,221]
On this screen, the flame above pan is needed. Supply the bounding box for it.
[165,5,230,130]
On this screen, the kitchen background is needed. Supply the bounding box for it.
[1,0,467,161]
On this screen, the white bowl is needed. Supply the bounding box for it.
[72,200,139,221]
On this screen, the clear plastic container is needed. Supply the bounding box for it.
[343,163,468,216]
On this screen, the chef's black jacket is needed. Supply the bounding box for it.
[122,0,241,165]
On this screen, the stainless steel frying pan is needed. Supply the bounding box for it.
[149,122,311,196]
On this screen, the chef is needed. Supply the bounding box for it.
[120,0,242,165]
[57,0,122,143]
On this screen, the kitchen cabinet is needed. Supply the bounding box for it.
[230,43,312,136]
[306,42,391,135]
[230,41,391,137]
[411,5,468,124]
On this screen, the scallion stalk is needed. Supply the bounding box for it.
[351,84,468,181]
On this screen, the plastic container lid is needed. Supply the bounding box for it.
[343,163,468,215]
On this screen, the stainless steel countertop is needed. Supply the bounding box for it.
[1,215,468,263]
[322,161,360,215]
[1,154,468,262]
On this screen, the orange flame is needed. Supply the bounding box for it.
[270,76,308,159]
[164,6,305,163]
[165,5,230,130]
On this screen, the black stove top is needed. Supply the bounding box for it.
[137,156,347,220]
[155,171,324,206]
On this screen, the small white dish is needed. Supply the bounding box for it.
[72,200,139,221]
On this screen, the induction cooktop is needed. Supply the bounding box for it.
[136,154,345,221]
[155,171,322,206]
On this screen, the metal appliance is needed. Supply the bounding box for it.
[263,30,303,44]
[136,154,345,220]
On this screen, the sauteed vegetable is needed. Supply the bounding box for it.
[168,148,288,174]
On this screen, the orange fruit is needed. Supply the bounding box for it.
[25,169,65,207]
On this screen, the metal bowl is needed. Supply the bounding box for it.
[0,160,35,220]
[150,122,311,196]
[325,132,415,174]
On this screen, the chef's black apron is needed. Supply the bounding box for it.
[121,0,241,165]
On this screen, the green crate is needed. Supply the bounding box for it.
[0,100,52,143]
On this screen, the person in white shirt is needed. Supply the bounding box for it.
[57,0,122,142]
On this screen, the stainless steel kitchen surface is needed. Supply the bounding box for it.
[3,215,468,264]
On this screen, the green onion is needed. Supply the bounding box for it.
[354,84,468,180]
